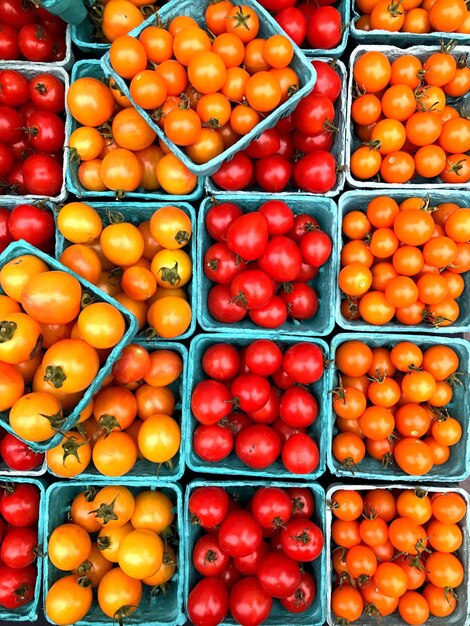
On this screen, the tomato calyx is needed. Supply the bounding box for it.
[38,408,66,431]
[81,290,97,308]
[90,497,119,525]
[43,365,68,389]
[114,604,139,626]
[157,261,182,286]
[14,583,32,603]
[291,586,307,608]
[290,529,311,545]
[334,615,353,626]
[386,0,404,18]
[98,414,122,436]
[0,320,17,343]
[363,602,383,623]
[227,6,253,31]
[292,496,306,516]
[423,308,453,328]
[60,434,87,464]
[444,586,458,606]
[203,549,218,565]
[342,297,359,320]
[445,157,466,177]
[76,575,93,589]
[202,117,222,130]
[97,535,111,550]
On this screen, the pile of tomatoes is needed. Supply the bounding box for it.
[188,484,323,625]
[108,4,301,168]
[355,0,470,34]
[0,481,41,612]
[57,201,193,339]
[191,339,324,475]
[330,487,467,625]
[0,0,67,62]
[339,195,470,328]
[67,73,198,197]
[0,69,65,198]
[45,343,183,478]
[350,48,470,184]
[0,431,44,473]
[332,338,463,476]
[211,58,342,194]
[45,484,178,625]
[0,203,55,255]
[203,199,332,329]
[258,0,344,50]
[0,252,128,445]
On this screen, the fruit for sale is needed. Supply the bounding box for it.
[0,69,65,198]
[204,199,332,330]
[211,58,343,193]
[340,195,470,328]
[188,484,323,626]
[191,338,324,476]
[350,47,470,185]
[330,486,466,624]
[107,3,303,169]
[45,484,179,625]
[332,338,464,477]
[56,202,193,338]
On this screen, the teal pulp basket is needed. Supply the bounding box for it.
[39,0,87,25]
[186,333,330,480]
[47,341,188,482]
[327,333,470,482]
[184,479,326,626]
[346,45,470,190]
[54,201,197,341]
[0,477,45,622]
[43,480,185,626]
[337,190,470,334]
[66,60,204,202]
[0,63,68,204]
[206,56,347,198]
[197,194,338,337]
[100,0,316,177]
[326,484,470,626]
[0,240,138,452]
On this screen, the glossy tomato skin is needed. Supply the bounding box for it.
[193,423,234,462]
[18,24,53,62]
[205,202,243,242]
[218,510,262,557]
[187,577,229,626]
[282,433,320,474]
[311,60,342,102]
[208,284,247,323]
[230,270,274,310]
[29,74,65,114]
[293,151,337,193]
[204,242,246,286]
[202,343,240,381]
[245,129,281,159]
[283,343,324,384]
[275,7,307,45]
[212,152,254,191]
[281,571,316,613]
[0,0,36,30]
[245,339,283,376]
[26,111,64,154]
[0,23,18,60]
[281,518,323,561]
[191,380,232,425]
[0,564,36,609]
[258,236,302,282]
[188,486,229,528]
[0,208,13,252]
[0,434,43,471]
[255,155,292,192]
[0,484,40,527]
[8,204,54,248]
[258,200,294,236]
[22,154,62,197]
[257,551,301,598]
[236,424,282,468]
[281,282,319,319]
[251,487,293,529]
[231,374,270,412]
[286,487,315,519]
[249,296,288,328]
[300,230,332,267]
[226,213,269,262]
[1,527,37,569]
[192,534,229,576]
[229,577,273,626]
[0,107,23,144]
[306,6,342,49]
[0,70,30,107]
[233,540,269,576]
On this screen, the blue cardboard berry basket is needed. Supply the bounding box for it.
[197,194,338,337]
[47,341,188,483]
[54,201,197,341]
[184,479,326,626]
[42,480,185,626]
[39,0,87,25]
[326,483,470,626]
[346,45,470,190]
[0,240,138,453]
[337,190,470,334]
[100,0,316,177]
[0,63,68,204]
[66,59,204,202]
[206,56,347,198]
[0,477,45,622]
[186,332,330,480]
[327,333,470,482]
